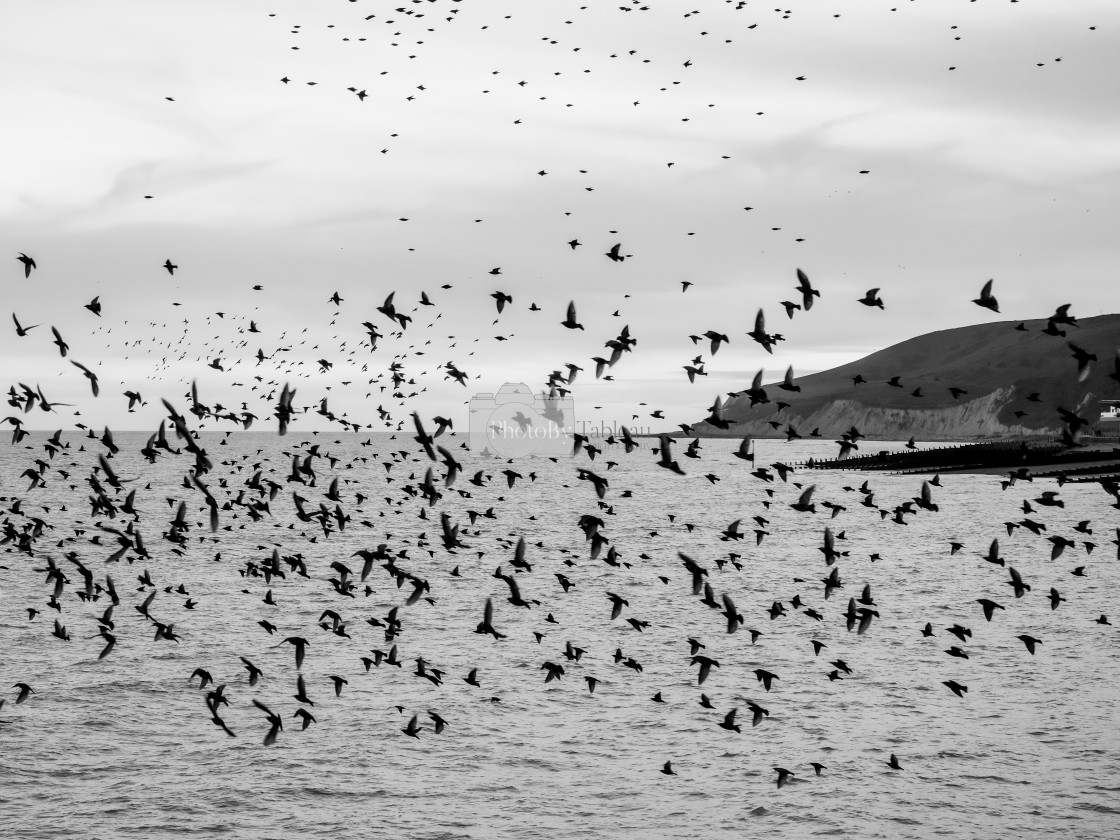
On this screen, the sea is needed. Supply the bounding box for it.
[2,431,1119,839]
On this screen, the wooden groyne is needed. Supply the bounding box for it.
[802,440,1120,482]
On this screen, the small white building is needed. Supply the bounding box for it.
[1098,400,1120,439]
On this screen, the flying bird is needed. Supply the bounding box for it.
[16,253,36,277]
[71,361,100,396]
[560,301,584,330]
[12,313,39,337]
[795,268,819,311]
[252,700,283,746]
[858,288,884,309]
[50,326,69,357]
[973,279,999,312]
[605,243,627,262]
[747,309,775,354]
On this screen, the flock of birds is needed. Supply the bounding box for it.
[4,243,1118,792]
[3,2,1118,810]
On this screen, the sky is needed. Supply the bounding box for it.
[2,0,1119,434]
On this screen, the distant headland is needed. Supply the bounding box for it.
[690,313,1120,442]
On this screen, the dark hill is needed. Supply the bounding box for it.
[695,314,1120,440]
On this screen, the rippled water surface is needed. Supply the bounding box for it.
[2,433,1119,839]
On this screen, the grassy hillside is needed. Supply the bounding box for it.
[700,313,1120,437]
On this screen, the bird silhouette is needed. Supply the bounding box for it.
[977,598,1005,621]
[71,361,100,397]
[1016,634,1041,655]
[943,680,968,698]
[12,313,40,337]
[49,326,68,357]
[402,714,422,738]
[252,700,283,746]
[754,669,779,691]
[795,268,819,310]
[605,243,627,262]
[560,301,584,330]
[747,309,776,354]
[973,279,999,312]
[858,288,884,309]
[475,597,506,639]
[282,636,309,669]
[16,253,36,277]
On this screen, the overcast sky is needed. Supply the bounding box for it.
[2,0,1118,433]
